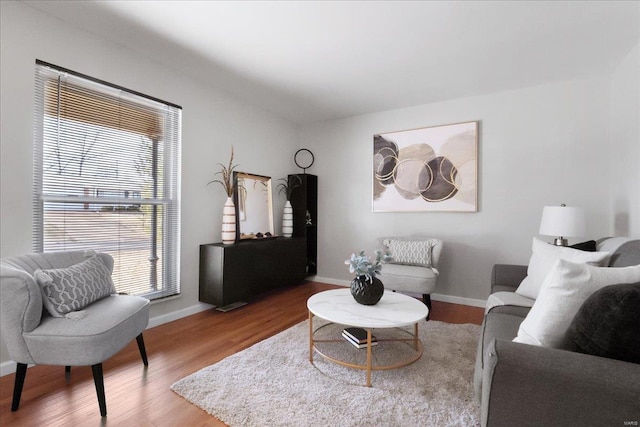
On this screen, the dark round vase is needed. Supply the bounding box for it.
[350,276,384,305]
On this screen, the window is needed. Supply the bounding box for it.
[33,61,181,300]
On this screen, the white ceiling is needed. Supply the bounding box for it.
[26,1,640,125]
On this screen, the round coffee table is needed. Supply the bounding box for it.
[307,288,429,387]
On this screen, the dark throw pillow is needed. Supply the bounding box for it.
[569,240,597,252]
[565,282,640,364]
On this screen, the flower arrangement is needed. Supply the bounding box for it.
[208,146,238,197]
[345,249,393,283]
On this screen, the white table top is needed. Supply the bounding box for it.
[307,288,429,329]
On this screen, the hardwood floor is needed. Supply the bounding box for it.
[0,282,484,426]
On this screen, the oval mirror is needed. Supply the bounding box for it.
[233,172,275,240]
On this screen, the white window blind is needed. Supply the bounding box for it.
[33,60,181,300]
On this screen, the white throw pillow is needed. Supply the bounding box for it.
[513,259,640,348]
[515,237,609,299]
[383,239,436,267]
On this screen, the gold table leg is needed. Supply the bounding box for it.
[309,320,424,388]
[366,328,372,387]
[308,310,313,362]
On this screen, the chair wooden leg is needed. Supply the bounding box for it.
[11,363,28,411]
[91,363,107,417]
[136,333,149,366]
[423,294,432,321]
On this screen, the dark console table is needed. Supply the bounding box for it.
[199,237,307,309]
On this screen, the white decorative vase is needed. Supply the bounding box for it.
[282,200,293,238]
[221,197,236,244]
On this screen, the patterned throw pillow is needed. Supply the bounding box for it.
[383,239,435,267]
[35,255,116,317]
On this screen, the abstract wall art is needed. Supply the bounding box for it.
[373,121,478,212]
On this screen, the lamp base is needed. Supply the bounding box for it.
[553,237,568,246]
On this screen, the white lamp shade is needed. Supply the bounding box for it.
[539,206,586,237]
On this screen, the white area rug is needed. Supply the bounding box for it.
[171,320,481,426]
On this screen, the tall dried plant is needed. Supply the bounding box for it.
[277,175,302,201]
[208,146,238,197]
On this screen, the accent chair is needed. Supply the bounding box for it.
[377,237,443,319]
[0,250,150,417]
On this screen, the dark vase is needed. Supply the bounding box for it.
[350,275,384,305]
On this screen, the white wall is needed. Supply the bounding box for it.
[610,40,640,237]
[301,77,618,302]
[2,1,638,370]
[0,2,298,367]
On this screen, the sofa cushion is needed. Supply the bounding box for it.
[485,291,535,314]
[515,237,609,299]
[473,308,529,401]
[565,283,640,364]
[23,294,149,365]
[597,238,640,267]
[34,255,116,317]
[383,239,436,267]
[513,259,640,347]
[484,311,527,352]
[607,240,640,267]
[381,262,437,279]
[378,262,438,294]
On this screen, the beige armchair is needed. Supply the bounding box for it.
[0,250,150,417]
[377,237,443,318]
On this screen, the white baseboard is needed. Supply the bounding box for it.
[430,293,486,308]
[0,360,24,377]
[147,302,213,329]
[1,302,214,377]
[312,276,486,308]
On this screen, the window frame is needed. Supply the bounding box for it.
[33,60,182,300]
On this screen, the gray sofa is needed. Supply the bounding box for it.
[474,237,640,427]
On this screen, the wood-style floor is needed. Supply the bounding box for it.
[0,282,484,426]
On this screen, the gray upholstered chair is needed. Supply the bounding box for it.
[0,250,150,417]
[377,237,443,317]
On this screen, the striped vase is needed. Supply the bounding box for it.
[221,197,236,244]
[282,200,293,237]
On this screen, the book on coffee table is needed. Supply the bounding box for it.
[342,333,379,348]
[342,327,378,348]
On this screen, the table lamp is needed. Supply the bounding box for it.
[539,204,586,246]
